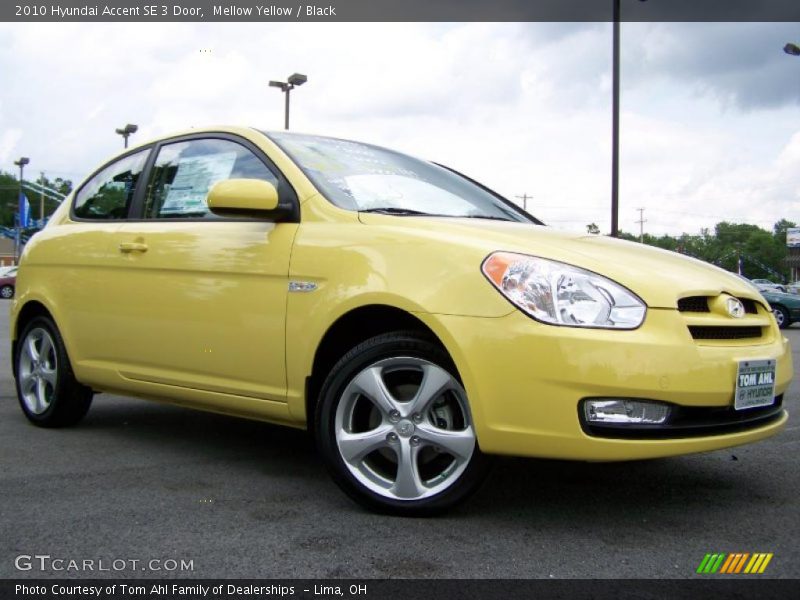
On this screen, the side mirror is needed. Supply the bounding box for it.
[207,179,282,219]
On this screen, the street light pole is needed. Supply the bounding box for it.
[115,123,138,148]
[284,85,291,130]
[610,1,648,237]
[269,73,308,130]
[783,42,798,279]
[611,0,620,238]
[13,156,29,264]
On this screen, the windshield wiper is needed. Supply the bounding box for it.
[360,207,441,216]
[361,208,516,221]
[460,214,516,222]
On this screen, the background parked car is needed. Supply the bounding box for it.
[785,281,800,295]
[751,278,787,293]
[760,290,800,329]
[0,271,15,299]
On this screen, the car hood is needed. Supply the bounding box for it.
[358,214,762,309]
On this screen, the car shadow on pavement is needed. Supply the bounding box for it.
[80,396,319,473]
[463,451,775,522]
[74,395,776,520]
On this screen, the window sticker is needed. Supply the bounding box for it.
[160,151,237,215]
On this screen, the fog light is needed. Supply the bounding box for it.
[584,399,670,425]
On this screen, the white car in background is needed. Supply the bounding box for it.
[751,278,787,294]
[786,281,800,295]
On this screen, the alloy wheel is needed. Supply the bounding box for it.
[334,356,475,501]
[18,327,58,415]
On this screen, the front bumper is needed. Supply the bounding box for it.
[424,308,791,461]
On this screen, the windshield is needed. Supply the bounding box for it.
[266,132,538,223]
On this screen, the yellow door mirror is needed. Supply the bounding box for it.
[207,179,280,218]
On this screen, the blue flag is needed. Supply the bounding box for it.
[18,192,30,229]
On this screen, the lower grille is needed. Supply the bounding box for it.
[688,326,762,340]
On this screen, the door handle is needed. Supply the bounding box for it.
[119,242,148,253]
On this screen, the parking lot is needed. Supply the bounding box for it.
[1,305,798,580]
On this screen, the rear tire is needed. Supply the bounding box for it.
[15,315,93,427]
[0,285,14,299]
[315,331,490,516]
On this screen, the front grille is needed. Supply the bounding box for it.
[678,296,709,312]
[688,326,762,340]
[740,298,758,314]
[677,296,758,314]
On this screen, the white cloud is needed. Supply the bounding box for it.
[0,21,798,235]
[0,126,23,167]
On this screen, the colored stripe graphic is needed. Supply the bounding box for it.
[710,554,725,573]
[734,553,749,573]
[719,554,736,573]
[759,554,773,573]
[699,553,773,574]
[745,554,761,574]
[697,554,712,573]
[697,554,727,573]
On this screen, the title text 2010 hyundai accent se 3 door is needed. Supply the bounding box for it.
[10,126,791,515]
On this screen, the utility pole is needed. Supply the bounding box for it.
[515,193,532,211]
[636,207,646,243]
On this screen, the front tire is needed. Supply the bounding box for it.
[0,284,14,299]
[315,332,490,516]
[15,316,93,427]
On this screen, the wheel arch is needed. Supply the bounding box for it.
[305,304,452,433]
[12,300,57,378]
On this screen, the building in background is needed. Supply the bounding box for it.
[0,238,16,266]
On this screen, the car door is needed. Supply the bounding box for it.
[55,147,151,372]
[99,134,298,407]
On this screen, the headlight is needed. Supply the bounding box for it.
[482,252,646,329]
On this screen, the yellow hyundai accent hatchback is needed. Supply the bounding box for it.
[11,126,791,515]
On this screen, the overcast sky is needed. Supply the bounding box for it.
[1,21,799,235]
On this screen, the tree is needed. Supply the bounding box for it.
[0,171,71,229]
[615,221,790,281]
[586,223,600,235]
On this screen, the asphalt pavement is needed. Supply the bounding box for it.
[1,304,798,579]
